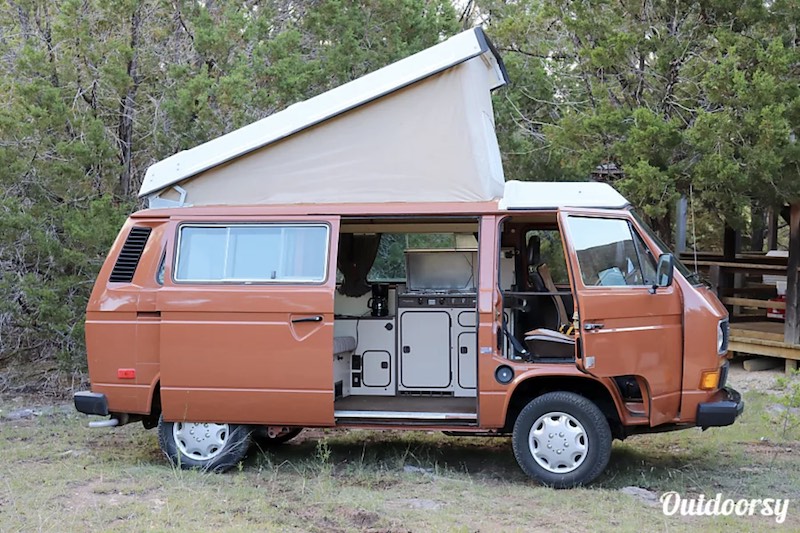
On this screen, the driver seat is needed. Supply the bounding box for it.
[526,235,546,291]
[526,235,569,325]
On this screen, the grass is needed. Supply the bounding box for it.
[0,391,798,532]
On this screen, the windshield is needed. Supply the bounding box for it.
[629,209,704,286]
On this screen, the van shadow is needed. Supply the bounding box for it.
[246,431,725,488]
[595,441,727,489]
[248,431,526,481]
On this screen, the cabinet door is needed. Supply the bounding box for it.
[362,351,391,387]
[457,331,477,389]
[400,311,451,388]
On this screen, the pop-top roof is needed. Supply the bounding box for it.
[139,28,508,200]
[499,181,630,210]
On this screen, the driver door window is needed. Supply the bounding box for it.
[566,217,656,287]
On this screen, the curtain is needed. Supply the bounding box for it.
[337,234,382,297]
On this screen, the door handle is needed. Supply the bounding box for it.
[291,315,323,323]
[583,322,604,331]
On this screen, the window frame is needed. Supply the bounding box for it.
[629,226,658,286]
[565,215,659,290]
[156,248,166,286]
[172,222,331,285]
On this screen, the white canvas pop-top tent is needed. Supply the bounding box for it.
[139,28,509,207]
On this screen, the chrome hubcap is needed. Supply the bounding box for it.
[529,411,587,474]
[173,422,229,461]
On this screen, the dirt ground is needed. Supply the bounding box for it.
[726,356,788,394]
[1,356,799,531]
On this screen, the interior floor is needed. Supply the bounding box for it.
[334,395,476,414]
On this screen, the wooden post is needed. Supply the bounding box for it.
[750,206,765,251]
[785,203,800,346]
[721,225,739,313]
[708,264,721,296]
[767,207,779,251]
[675,196,687,253]
[723,225,739,260]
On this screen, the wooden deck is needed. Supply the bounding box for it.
[729,321,800,362]
[676,201,800,373]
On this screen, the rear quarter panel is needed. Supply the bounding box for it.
[86,217,167,414]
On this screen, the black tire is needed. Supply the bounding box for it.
[251,426,303,448]
[158,416,252,472]
[512,391,611,488]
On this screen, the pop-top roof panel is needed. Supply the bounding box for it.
[139,27,508,199]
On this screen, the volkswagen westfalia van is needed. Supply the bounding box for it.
[73,28,742,487]
[74,181,743,487]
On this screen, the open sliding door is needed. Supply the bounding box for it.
[159,215,340,427]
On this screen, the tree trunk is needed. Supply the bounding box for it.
[750,205,765,252]
[117,3,142,198]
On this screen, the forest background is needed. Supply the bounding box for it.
[0,0,798,389]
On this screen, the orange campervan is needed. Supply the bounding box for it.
[75,28,741,487]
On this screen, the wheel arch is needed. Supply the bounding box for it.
[143,378,161,429]
[503,375,625,439]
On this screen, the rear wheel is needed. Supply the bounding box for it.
[512,391,611,488]
[158,416,251,472]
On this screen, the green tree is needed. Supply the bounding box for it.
[480,0,800,240]
[0,0,458,386]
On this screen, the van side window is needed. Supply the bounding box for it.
[175,224,329,283]
[566,217,657,287]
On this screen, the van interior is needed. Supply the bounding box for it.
[330,214,579,426]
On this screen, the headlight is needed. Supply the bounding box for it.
[717,319,729,354]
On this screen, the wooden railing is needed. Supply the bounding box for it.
[678,250,799,348]
[721,297,785,310]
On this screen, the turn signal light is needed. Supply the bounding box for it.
[117,368,136,379]
[700,370,720,390]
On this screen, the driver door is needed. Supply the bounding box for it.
[558,209,682,426]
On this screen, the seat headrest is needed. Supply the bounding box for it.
[527,235,541,266]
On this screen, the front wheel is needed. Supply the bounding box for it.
[512,391,611,488]
[158,416,252,472]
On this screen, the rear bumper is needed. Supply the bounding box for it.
[696,387,744,428]
[74,391,109,416]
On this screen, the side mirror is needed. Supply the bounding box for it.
[652,253,674,293]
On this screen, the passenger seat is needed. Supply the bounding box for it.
[523,328,575,359]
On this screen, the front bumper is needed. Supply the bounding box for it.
[74,391,109,416]
[696,386,744,428]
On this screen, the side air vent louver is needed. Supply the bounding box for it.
[109,227,152,283]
